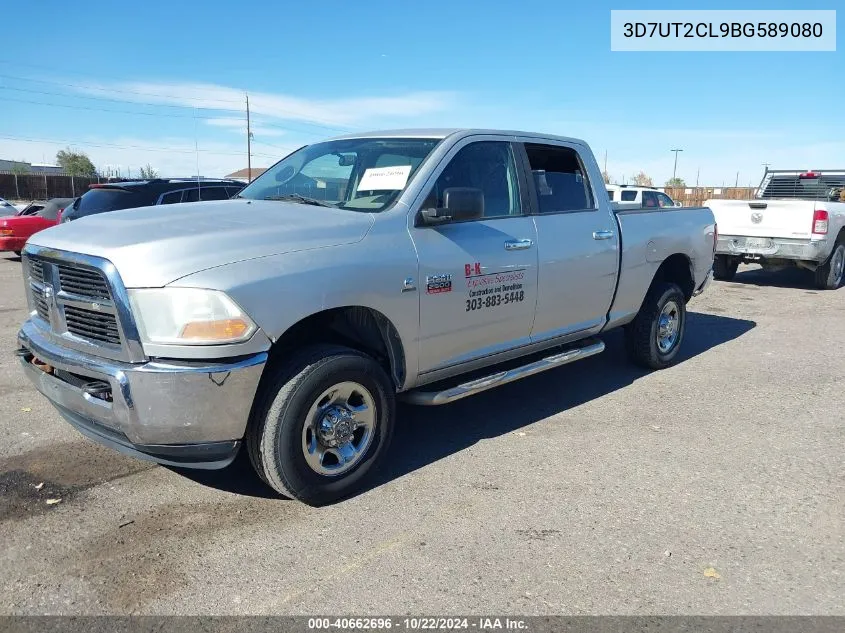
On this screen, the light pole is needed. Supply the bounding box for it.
[670,148,683,182]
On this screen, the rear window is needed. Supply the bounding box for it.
[607,190,615,200]
[67,188,149,220]
[621,190,637,201]
[761,174,845,200]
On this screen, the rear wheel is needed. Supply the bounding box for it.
[713,255,739,281]
[814,242,845,290]
[625,282,686,370]
[246,344,395,505]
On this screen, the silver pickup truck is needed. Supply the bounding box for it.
[17,129,715,504]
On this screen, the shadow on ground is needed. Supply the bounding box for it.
[727,265,822,291]
[172,311,756,501]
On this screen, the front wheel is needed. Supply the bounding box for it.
[814,242,845,290]
[246,344,395,505]
[625,282,687,370]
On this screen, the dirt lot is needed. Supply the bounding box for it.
[0,252,842,615]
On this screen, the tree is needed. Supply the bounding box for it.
[665,177,686,187]
[56,148,97,177]
[9,160,30,176]
[633,171,654,187]
[601,170,613,185]
[139,164,159,179]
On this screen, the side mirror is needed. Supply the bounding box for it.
[420,187,484,225]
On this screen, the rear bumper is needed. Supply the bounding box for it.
[0,236,27,252]
[17,318,267,469]
[716,235,828,262]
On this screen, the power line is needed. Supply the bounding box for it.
[0,82,242,113]
[0,133,277,158]
[0,72,356,133]
[0,92,246,120]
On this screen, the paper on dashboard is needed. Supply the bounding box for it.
[357,165,412,191]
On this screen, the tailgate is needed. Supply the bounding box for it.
[707,199,815,239]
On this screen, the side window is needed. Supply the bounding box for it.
[642,191,659,208]
[607,190,615,200]
[200,187,229,201]
[657,192,675,208]
[183,188,200,203]
[225,186,243,198]
[524,143,595,213]
[160,191,182,205]
[422,141,522,219]
[620,190,637,202]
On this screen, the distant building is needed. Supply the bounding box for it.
[30,163,64,175]
[225,167,267,180]
[0,159,32,172]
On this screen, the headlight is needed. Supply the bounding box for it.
[128,288,257,345]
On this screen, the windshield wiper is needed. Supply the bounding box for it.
[263,194,336,207]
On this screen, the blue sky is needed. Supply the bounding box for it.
[0,0,841,186]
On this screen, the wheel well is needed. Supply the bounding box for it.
[653,254,695,301]
[266,307,406,389]
[837,227,845,244]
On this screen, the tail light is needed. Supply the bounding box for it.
[812,209,829,235]
[0,229,14,237]
[56,209,63,223]
[713,223,718,252]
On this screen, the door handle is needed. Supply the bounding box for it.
[504,239,533,251]
[592,230,614,240]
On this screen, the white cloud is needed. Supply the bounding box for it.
[74,80,457,129]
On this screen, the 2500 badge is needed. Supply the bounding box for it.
[466,289,525,311]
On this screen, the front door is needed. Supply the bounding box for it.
[410,139,539,375]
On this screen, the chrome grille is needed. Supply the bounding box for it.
[32,288,50,321]
[64,305,121,345]
[29,259,45,284]
[58,266,110,300]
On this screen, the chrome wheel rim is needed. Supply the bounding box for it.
[832,245,845,285]
[302,381,376,476]
[656,300,681,353]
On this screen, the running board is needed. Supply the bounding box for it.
[403,339,605,406]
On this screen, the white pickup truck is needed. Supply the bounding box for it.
[18,129,716,504]
[707,169,845,289]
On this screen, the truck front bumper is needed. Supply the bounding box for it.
[716,235,828,262]
[17,319,267,469]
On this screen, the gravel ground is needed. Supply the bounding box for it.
[0,252,842,615]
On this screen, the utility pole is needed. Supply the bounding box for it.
[695,167,700,188]
[670,148,683,182]
[246,93,252,183]
[735,171,739,187]
[603,150,607,175]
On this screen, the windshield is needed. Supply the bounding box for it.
[238,137,442,212]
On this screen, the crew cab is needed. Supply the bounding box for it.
[0,197,74,255]
[16,129,715,504]
[707,169,845,289]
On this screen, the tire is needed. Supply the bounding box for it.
[814,242,845,290]
[246,344,395,505]
[713,255,739,281]
[625,282,686,370]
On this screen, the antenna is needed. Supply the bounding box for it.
[246,92,253,183]
[194,106,201,192]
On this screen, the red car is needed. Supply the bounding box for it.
[0,198,75,256]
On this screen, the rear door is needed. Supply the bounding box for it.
[410,137,539,375]
[517,139,620,343]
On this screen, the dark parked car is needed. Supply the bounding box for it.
[60,178,245,223]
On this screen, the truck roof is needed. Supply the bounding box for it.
[329,128,588,146]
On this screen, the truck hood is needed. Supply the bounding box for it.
[28,199,375,287]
